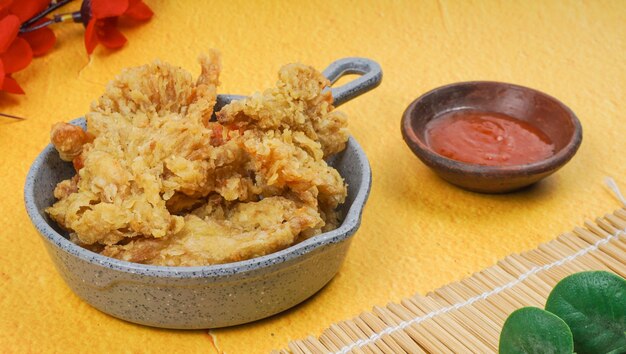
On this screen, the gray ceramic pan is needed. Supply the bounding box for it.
[24,58,382,329]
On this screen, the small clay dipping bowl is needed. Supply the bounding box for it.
[401,81,582,193]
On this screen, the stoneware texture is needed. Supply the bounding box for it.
[401,81,583,193]
[23,58,380,329]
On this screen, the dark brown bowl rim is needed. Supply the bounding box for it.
[401,81,583,177]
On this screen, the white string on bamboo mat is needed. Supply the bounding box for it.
[334,178,626,354]
[335,230,624,354]
[605,177,626,206]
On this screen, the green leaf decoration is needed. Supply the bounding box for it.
[499,307,574,354]
[545,271,626,354]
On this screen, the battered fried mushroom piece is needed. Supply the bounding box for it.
[216,63,350,230]
[101,196,323,266]
[92,50,221,124]
[46,53,225,246]
[47,53,351,266]
[239,129,347,212]
[217,63,349,157]
[50,122,94,162]
[53,175,80,200]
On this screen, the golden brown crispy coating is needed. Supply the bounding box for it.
[47,55,226,245]
[50,122,94,162]
[101,196,323,266]
[238,129,346,211]
[91,50,221,122]
[47,53,350,266]
[217,63,349,157]
[53,175,79,200]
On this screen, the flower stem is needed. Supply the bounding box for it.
[20,0,75,29]
[0,112,26,120]
[20,12,82,33]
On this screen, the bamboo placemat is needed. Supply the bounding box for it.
[278,204,626,354]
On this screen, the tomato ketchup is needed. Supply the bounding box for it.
[425,110,555,166]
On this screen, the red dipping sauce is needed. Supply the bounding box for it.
[425,110,555,166]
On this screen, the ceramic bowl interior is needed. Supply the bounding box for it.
[401,81,582,193]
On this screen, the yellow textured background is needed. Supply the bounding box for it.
[1,0,625,352]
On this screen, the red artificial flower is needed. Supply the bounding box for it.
[0,0,154,96]
[0,0,10,18]
[84,0,153,55]
[20,17,56,56]
[2,0,56,57]
[7,0,49,22]
[0,15,32,94]
[0,0,56,94]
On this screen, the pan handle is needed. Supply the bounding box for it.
[322,57,382,107]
